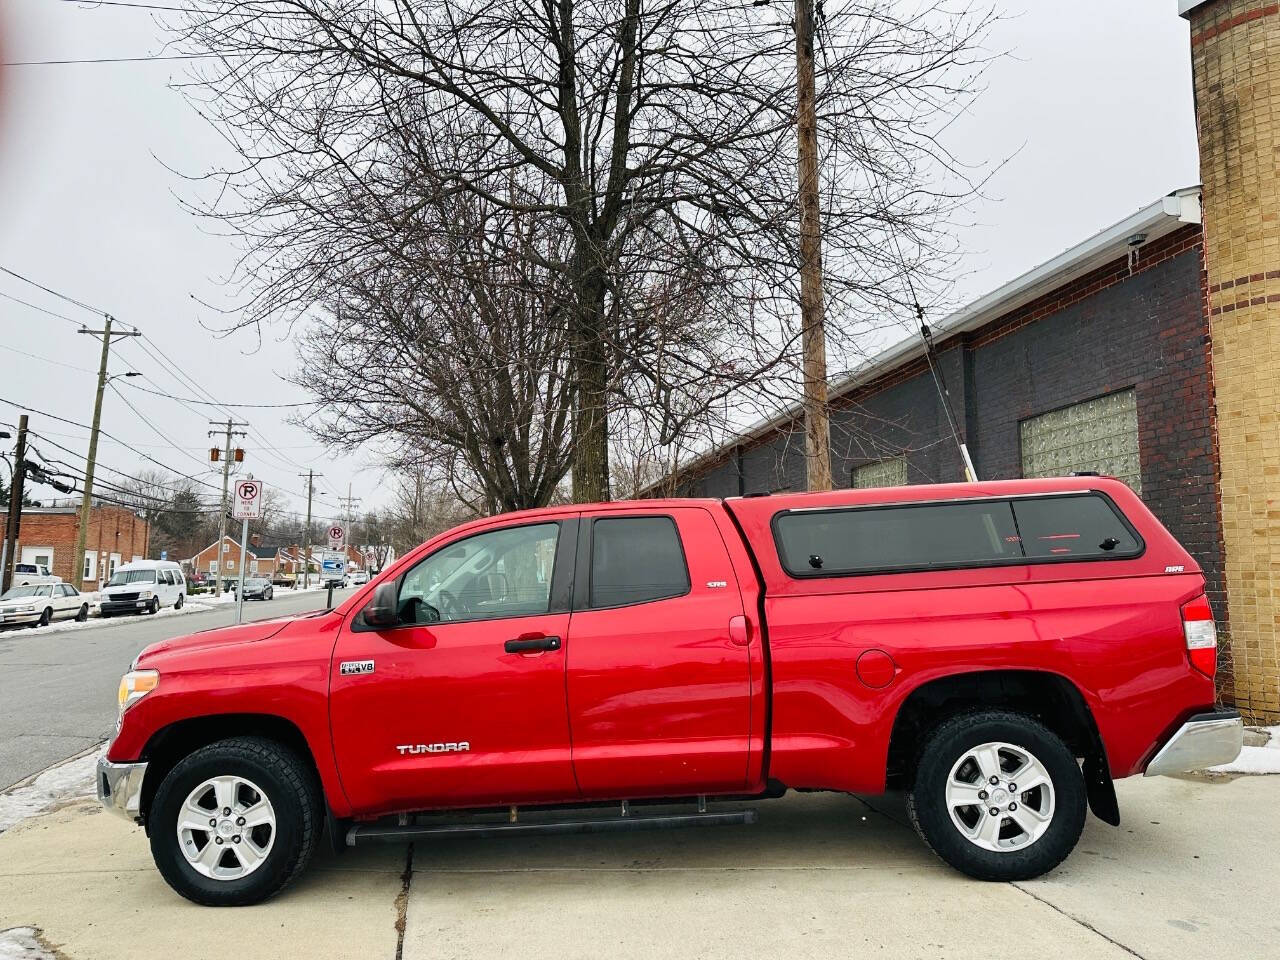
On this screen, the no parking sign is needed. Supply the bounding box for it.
[233,480,264,520]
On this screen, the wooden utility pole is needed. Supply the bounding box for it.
[209,419,248,596]
[2,415,29,594]
[73,317,142,590]
[298,470,322,588]
[795,0,832,492]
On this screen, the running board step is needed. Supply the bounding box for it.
[346,809,757,846]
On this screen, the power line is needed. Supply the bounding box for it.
[2,52,238,66]
[0,395,223,492]
[0,342,97,374]
[118,378,320,409]
[0,265,107,316]
[108,382,220,473]
[0,289,85,327]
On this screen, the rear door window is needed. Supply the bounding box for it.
[589,516,691,608]
[1011,495,1141,559]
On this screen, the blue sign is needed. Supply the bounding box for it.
[160,550,167,561]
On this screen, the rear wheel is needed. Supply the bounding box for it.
[175,593,184,610]
[907,710,1086,882]
[149,737,322,906]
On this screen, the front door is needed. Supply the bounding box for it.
[330,518,578,814]
[566,508,754,798]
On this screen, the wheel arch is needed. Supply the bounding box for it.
[138,713,326,831]
[885,668,1119,826]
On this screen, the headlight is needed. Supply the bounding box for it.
[117,669,159,716]
[138,590,153,599]
[19,605,35,612]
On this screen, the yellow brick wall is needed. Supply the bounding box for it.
[1189,0,1280,721]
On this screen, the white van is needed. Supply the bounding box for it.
[99,559,186,617]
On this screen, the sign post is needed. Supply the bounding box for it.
[232,479,264,624]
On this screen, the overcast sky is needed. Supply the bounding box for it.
[0,0,1199,522]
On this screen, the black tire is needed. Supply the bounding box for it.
[264,588,273,601]
[35,607,52,628]
[75,604,88,622]
[149,736,323,906]
[175,593,184,610]
[147,598,160,615]
[906,710,1086,882]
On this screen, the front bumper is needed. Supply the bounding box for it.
[0,610,40,625]
[100,600,150,613]
[1144,710,1244,777]
[96,755,148,823]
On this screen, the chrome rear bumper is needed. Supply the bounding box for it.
[96,755,148,823]
[1144,710,1243,777]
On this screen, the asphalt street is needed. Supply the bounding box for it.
[0,587,355,789]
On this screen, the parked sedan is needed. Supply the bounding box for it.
[0,583,90,628]
[233,577,274,601]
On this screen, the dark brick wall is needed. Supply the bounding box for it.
[674,229,1226,634]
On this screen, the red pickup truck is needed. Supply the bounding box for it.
[98,477,1242,906]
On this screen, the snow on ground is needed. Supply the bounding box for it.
[0,583,332,639]
[0,928,57,960]
[0,748,101,836]
[1209,725,1280,775]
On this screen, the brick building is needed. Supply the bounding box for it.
[3,502,150,590]
[1178,0,1280,724]
[188,537,306,580]
[651,185,1245,695]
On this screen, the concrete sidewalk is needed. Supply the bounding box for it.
[1,774,1275,959]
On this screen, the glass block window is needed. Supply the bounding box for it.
[851,457,908,489]
[1020,389,1141,494]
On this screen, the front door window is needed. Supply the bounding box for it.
[397,523,560,625]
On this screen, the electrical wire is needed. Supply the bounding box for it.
[0,395,224,492]
[0,265,107,317]
[0,290,85,327]
[118,378,320,409]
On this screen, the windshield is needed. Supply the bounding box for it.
[107,570,157,586]
[244,578,268,587]
[1,586,43,600]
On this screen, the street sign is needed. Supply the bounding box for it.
[160,550,167,560]
[233,479,264,520]
[327,524,345,550]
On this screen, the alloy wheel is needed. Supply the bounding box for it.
[945,741,1055,852]
[176,775,277,881]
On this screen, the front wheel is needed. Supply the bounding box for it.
[149,737,323,906]
[75,604,88,622]
[175,593,184,610]
[146,598,159,615]
[907,710,1086,882]
[264,588,273,601]
[33,607,52,628]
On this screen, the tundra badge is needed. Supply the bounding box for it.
[397,742,470,755]
[340,660,376,676]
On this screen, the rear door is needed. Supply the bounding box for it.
[565,507,753,797]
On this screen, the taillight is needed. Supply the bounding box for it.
[1182,594,1217,678]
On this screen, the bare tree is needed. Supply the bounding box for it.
[174,0,996,501]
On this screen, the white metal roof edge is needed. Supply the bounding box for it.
[1178,0,1207,17]
[660,186,1203,483]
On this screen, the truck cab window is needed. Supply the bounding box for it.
[589,516,690,608]
[398,523,560,625]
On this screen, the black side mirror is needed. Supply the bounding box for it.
[362,581,400,628]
